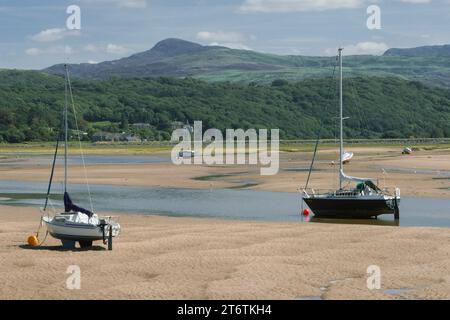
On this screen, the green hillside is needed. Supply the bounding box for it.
[384,44,450,57]
[44,39,450,87]
[1,69,450,143]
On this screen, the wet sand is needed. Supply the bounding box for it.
[1,146,449,198]
[0,205,449,300]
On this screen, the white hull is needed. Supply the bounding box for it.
[342,152,353,164]
[42,213,120,242]
[179,150,195,158]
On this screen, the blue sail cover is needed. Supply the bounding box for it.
[64,192,94,217]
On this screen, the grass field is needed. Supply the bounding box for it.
[0,142,173,155]
[1,141,449,155]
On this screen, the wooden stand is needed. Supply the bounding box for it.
[394,197,400,220]
[61,240,76,249]
[108,225,113,251]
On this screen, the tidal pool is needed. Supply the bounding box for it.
[0,180,449,227]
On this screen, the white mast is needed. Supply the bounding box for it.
[339,48,343,189]
[337,49,372,185]
[64,64,69,194]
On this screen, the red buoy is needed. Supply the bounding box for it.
[302,208,310,216]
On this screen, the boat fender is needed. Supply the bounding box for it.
[27,235,39,247]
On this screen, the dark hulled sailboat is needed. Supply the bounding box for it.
[302,49,400,219]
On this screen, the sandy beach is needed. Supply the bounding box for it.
[1,146,449,198]
[0,145,449,300]
[0,205,449,300]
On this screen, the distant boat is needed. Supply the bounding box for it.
[302,49,400,219]
[402,147,412,155]
[41,65,120,249]
[179,149,195,158]
[342,151,354,164]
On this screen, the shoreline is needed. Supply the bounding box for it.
[1,145,449,199]
[0,205,449,300]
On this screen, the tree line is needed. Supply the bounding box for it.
[0,69,449,143]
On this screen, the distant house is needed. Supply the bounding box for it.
[171,121,184,130]
[92,132,122,142]
[72,130,88,136]
[172,120,194,133]
[132,123,152,129]
[92,131,141,142]
[123,134,141,142]
[183,121,194,134]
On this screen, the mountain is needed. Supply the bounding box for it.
[44,38,290,79]
[1,69,450,143]
[43,38,450,87]
[384,44,450,57]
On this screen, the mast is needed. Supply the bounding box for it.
[338,48,343,189]
[64,64,69,194]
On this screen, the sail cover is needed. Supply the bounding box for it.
[340,169,373,184]
[64,192,94,217]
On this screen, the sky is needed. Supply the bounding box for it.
[1,0,450,69]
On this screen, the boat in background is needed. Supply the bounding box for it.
[342,151,354,164]
[179,149,195,158]
[302,49,401,220]
[402,147,412,155]
[41,64,120,249]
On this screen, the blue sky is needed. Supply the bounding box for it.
[1,0,449,69]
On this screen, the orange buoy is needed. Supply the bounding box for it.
[27,235,39,247]
[302,208,310,216]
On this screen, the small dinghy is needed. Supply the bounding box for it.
[40,64,120,249]
[402,147,412,155]
[179,149,195,158]
[342,151,354,164]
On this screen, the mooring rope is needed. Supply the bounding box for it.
[66,70,95,213]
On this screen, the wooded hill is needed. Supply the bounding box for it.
[1,69,449,143]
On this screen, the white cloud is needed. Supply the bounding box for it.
[25,45,73,56]
[334,42,389,55]
[31,28,79,42]
[87,60,98,64]
[106,43,130,55]
[83,44,98,52]
[25,48,43,56]
[398,0,431,3]
[80,0,147,8]
[196,31,252,50]
[118,0,147,8]
[197,31,246,43]
[63,46,74,55]
[239,0,366,13]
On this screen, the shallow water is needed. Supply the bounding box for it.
[0,154,170,166]
[383,166,450,177]
[384,288,414,296]
[0,180,449,227]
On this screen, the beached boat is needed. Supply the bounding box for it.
[302,49,400,219]
[179,149,195,158]
[42,193,120,247]
[342,151,353,164]
[402,147,412,155]
[41,65,120,249]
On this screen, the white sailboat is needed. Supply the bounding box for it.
[41,64,120,249]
